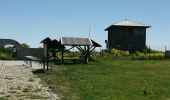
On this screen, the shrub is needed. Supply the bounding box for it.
[143,46,163,53]
[104,48,165,60]
[135,51,145,56]
[133,51,165,60]
[100,52,113,59]
[0,52,16,60]
[147,53,165,60]
[111,48,130,57]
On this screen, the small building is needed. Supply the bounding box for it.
[105,19,151,52]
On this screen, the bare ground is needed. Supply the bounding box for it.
[0,61,59,100]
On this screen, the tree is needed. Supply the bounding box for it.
[21,43,30,48]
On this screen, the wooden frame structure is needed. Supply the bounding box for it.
[41,37,64,70]
[41,37,101,68]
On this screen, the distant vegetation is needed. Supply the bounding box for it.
[21,43,30,48]
[0,43,30,60]
[0,52,16,60]
[0,46,17,60]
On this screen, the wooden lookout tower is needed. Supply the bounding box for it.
[105,19,151,52]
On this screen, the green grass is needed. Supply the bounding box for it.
[0,96,8,100]
[0,52,16,60]
[36,59,170,100]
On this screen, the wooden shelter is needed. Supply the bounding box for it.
[105,19,151,52]
[60,37,101,63]
[41,37,101,66]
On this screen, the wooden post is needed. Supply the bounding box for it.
[87,46,90,63]
[100,47,101,59]
[47,47,49,70]
[61,48,64,64]
[43,43,46,71]
[43,59,45,71]
[83,46,87,64]
[149,46,150,59]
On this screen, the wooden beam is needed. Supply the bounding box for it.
[76,46,85,53]
[61,48,64,64]
[47,47,49,70]
[89,46,96,53]
[66,46,75,52]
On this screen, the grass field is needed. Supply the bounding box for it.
[36,59,170,100]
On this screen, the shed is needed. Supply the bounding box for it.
[105,19,151,52]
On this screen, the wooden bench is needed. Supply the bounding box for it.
[63,57,85,64]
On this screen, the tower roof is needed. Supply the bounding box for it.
[105,19,151,30]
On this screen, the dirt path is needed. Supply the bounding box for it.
[0,61,59,100]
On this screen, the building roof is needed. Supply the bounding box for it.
[60,37,92,46]
[105,19,151,30]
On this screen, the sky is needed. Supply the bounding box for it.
[0,0,170,50]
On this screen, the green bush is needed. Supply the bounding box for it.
[135,51,145,56]
[132,52,165,60]
[143,46,163,53]
[111,48,130,57]
[0,52,16,60]
[100,52,113,59]
[90,51,101,59]
[110,48,165,60]
[147,53,165,60]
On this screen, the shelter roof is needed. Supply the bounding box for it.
[40,37,51,44]
[60,37,92,46]
[105,19,151,30]
[91,39,102,47]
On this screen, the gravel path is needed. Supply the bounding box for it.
[0,60,59,100]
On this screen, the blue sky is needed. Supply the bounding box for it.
[0,0,170,50]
